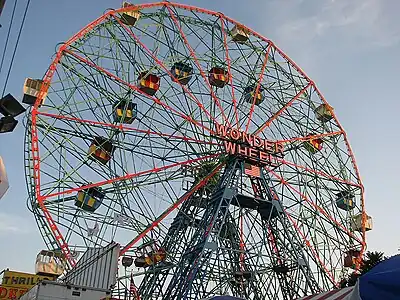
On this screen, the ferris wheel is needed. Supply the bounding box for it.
[24,2,371,299]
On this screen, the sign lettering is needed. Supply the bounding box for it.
[215,123,284,165]
[0,270,56,299]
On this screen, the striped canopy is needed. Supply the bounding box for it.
[297,287,357,300]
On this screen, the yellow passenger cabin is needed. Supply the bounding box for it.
[75,186,105,212]
[231,25,250,43]
[138,71,160,96]
[208,67,229,88]
[88,137,115,165]
[113,100,137,124]
[171,62,193,85]
[120,2,141,26]
[35,250,66,277]
[22,78,49,106]
[244,85,264,105]
[314,103,334,123]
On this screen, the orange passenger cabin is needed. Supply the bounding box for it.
[35,250,66,277]
[208,67,229,88]
[171,62,193,85]
[138,71,160,96]
[88,137,115,165]
[120,2,141,26]
[113,100,137,124]
[75,186,105,212]
[244,85,264,106]
[314,103,334,123]
[304,136,323,154]
[22,78,49,106]
[336,191,355,211]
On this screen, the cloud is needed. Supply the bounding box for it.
[275,0,400,49]
[0,212,32,235]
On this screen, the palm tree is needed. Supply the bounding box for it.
[340,251,386,287]
[360,251,386,275]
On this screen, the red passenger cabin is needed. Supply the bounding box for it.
[138,71,160,96]
[208,67,229,88]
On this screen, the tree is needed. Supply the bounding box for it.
[339,251,386,287]
[359,251,386,275]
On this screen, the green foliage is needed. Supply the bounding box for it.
[340,251,387,288]
[360,251,387,275]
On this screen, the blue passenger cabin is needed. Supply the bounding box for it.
[244,85,264,106]
[75,186,105,212]
[336,191,355,211]
[171,62,193,85]
[113,100,137,124]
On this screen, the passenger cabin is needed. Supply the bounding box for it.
[113,100,137,124]
[229,271,252,287]
[273,264,290,274]
[304,136,323,154]
[219,221,235,239]
[351,214,373,232]
[231,25,250,44]
[122,256,134,267]
[208,67,229,88]
[35,250,65,277]
[231,193,282,221]
[336,191,355,211]
[134,241,166,268]
[88,137,115,164]
[138,71,160,96]
[23,78,49,106]
[344,249,360,268]
[120,2,141,26]
[314,103,334,122]
[244,85,264,106]
[75,186,105,212]
[171,62,193,85]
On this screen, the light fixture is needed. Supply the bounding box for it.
[0,93,26,117]
[0,116,18,133]
[0,94,25,133]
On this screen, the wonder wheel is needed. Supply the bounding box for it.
[24,2,369,299]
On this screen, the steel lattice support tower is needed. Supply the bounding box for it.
[138,159,322,300]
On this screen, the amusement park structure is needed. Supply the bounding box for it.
[20,2,373,299]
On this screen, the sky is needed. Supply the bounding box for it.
[0,0,399,274]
